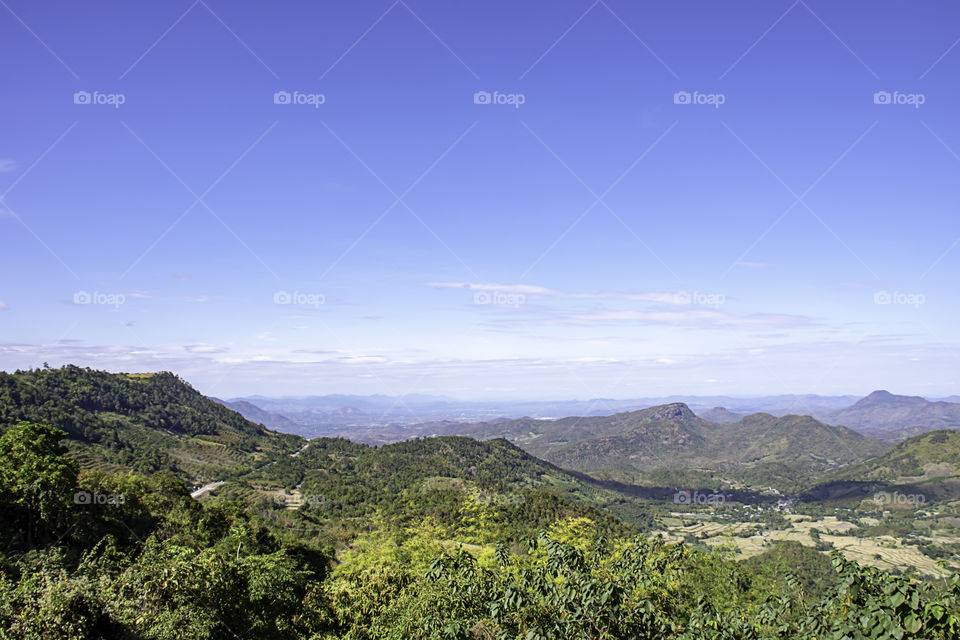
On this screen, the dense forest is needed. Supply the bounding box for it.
[1,419,959,639]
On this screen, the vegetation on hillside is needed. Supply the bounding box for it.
[0,366,303,480]
[832,430,960,483]
[2,421,959,639]
[3,367,960,638]
[466,406,891,493]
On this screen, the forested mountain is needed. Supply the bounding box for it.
[829,430,960,484]
[0,367,648,538]
[0,366,303,481]
[240,435,640,541]
[0,367,897,496]
[2,420,959,639]
[428,402,712,454]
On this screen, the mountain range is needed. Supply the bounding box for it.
[0,367,657,530]
[4,365,960,506]
[413,402,891,492]
[215,392,865,433]
[219,390,960,444]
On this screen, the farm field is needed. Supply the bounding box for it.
[655,508,960,578]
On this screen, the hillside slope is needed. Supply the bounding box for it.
[0,366,303,481]
[431,403,710,457]
[241,435,650,534]
[830,429,960,483]
[0,366,654,534]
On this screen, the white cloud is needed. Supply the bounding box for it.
[424,281,558,296]
[0,338,957,399]
[424,281,690,304]
[184,344,229,354]
[0,159,17,173]
[336,355,391,364]
[561,308,809,330]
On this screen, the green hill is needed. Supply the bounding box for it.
[242,435,640,541]
[1,369,958,637]
[430,402,710,455]
[3,419,957,639]
[0,367,651,536]
[0,366,303,482]
[831,429,960,483]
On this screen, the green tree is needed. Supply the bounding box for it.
[0,422,78,548]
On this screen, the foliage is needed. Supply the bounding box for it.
[0,366,303,478]
[0,422,79,549]
[1,377,959,639]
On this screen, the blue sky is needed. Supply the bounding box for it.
[1,0,959,399]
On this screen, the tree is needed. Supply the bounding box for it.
[0,422,78,548]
